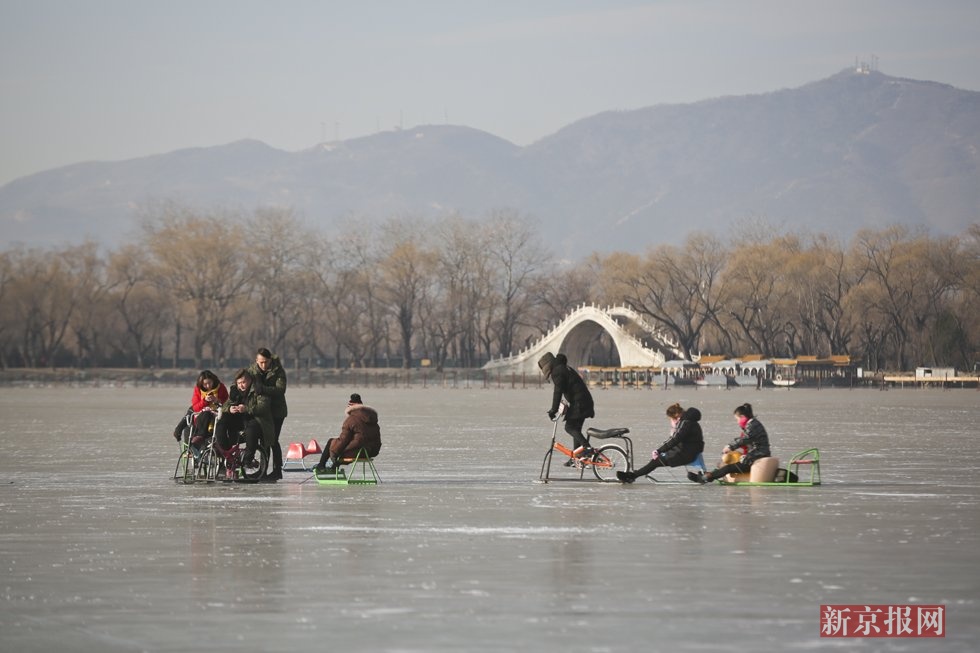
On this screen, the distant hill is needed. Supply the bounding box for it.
[2,68,978,254]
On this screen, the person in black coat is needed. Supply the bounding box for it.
[538,352,596,463]
[690,402,771,483]
[617,403,704,483]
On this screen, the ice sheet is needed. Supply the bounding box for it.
[1,385,978,651]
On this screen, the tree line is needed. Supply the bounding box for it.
[1,203,977,373]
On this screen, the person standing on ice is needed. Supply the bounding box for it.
[314,393,382,476]
[249,348,288,483]
[538,352,596,465]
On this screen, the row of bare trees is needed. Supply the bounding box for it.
[1,204,977,372]
[595,224,979,371]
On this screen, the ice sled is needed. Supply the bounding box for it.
[717,448,821,486]
[312,448,381,485]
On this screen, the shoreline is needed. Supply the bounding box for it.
[0,367,977,390]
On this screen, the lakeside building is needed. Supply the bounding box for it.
[580,355,979,388]
[581,354,863,388]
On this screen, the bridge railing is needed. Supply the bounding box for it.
[484,303,683,368]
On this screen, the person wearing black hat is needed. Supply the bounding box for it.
[538,352,596,465]
[314,393,382,475]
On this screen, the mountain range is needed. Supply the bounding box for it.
[2,68,978,254]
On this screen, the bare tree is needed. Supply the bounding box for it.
[107,244,171,368]
[919,234,971,367]
[527,258,597,339]
[64,243,115,367]
[787,234,861,357]
[5,246,83,367]
[602,233,728,360]
[246,208,319,366]
[142,203,253,369]
[0,251,14,368]
[484,209,546,357]
[721,236,796,357]
[949,224,980,368]
[851,226,955,369]
[419,214,496,369]
[377,218,437,369]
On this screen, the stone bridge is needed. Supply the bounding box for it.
[482,304,687,375]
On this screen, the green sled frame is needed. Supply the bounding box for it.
[313,448,381,485]
[717,448,821,486]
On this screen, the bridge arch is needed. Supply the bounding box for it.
[558,319,621,368]
[482,304,685,375]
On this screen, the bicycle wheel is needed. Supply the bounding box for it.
[238,443,268,482]
[591,444,629,482]
[198,447,220,483]
[181,449,195,484]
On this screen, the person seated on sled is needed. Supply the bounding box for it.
[188,370,229,449]
[689,402,771,484]
[617,402,704,483]
[213,369,274,478]
[314,393,382,476]
[538,352,596,466]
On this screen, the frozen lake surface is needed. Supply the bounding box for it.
[1,384,978,652]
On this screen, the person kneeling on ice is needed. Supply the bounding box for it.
[689,402,771,484]
[617,402,704,483]
[314,394,382,476]
[538,352,596,466]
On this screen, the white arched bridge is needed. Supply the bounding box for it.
[482,304,688,375]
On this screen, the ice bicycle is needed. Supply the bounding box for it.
[536,402,821,486]
[538,403,635,483]
[172,406,269,484]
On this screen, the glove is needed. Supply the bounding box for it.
[547,410,557,420]
[651,450,660,460]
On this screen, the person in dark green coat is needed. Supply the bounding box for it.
[214,369,274,479]
[249,348,288,482]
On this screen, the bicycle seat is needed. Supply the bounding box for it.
[586,427,630,439]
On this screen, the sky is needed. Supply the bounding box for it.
[2,0,980,187]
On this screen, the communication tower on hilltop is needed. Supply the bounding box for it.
[855,54,879,74]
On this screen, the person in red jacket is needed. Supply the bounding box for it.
[189,370,229,447]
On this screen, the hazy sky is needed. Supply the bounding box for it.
[2,0,979,186]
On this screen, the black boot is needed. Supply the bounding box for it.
[314,457,338,477]
[616,471,635,484]
[259,468,281,483]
